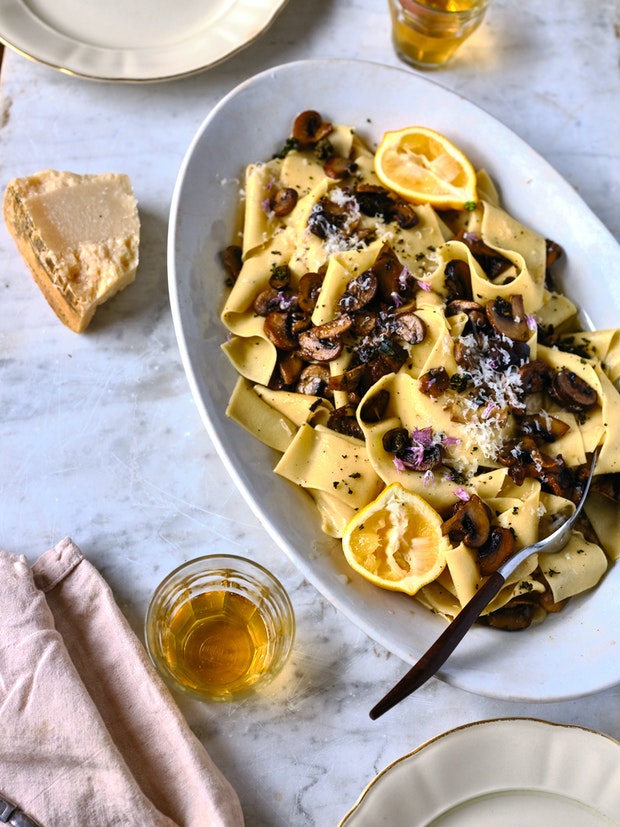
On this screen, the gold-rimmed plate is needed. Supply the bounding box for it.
[339,719,620,826]
[0,0,289,82]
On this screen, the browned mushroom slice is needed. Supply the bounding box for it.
[545,239,563,269]
[327,405,364,439]
[328,363,367,393]
[442,494,492,548]
[481,600,535,631]
[373,243,409,301]
[295,364,331,396]
[457,231,513,280]
[307,197,351,240]
[292,110,333,148]
[339,269,378,313]
[388,200,419,230]
[548,368,598,412]
[445,299,487,332]
[297,271,324,313]
[538,587,569,614]
[351,309,378,337]
[278,351,304,386]
[359,388,390,423]
[323,155,358,179]
[444,259,472,301]
[519,358,554,393]
[312,314,354,339]
[254,288,285,316]
[220,245,243,284]
[382,427,410,454]
[419,367,450,398]
[476,526,515,576]
[298,329,344,362]
[268,263,291,290]
[392,308,426,344]
[498,436,569,489]
[270,187,298,217]
[592,473,620,502]
[353,184,394,218]
[515,412,570,443]
[485,295,530,342]
[364,347,408,387]
[264,310,308,351]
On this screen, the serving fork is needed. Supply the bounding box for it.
[370,447,600,719]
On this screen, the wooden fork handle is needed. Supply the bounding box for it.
[370,570,505,719]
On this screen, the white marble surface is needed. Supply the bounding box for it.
[0,1,619,824]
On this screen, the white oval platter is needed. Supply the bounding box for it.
[168,59,620,702]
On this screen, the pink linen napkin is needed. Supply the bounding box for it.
[0,537,244,827]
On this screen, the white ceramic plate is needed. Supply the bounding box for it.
[168,59,620,702]
[0,0,288,82]
[339,718,620,826]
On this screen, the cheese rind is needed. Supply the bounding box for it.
[3,170,140,332]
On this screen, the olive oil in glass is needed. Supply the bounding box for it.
[146,555,294,702]
[388,0,491,69]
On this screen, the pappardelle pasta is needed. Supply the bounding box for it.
[219,111,620,631]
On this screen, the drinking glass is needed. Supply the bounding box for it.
[387,0,492,70]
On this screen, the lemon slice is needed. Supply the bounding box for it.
[342,482,448,595]
[374,126,478,210]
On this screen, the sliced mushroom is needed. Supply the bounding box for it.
[270,187,298,217]
[497,436,567,488]
[441,494,492,548]
[297,271,324,313]
[477,526,515,576]
[392,310,426,344]
[387,200,418,229]
[519,359,554,394]
[263,311,301,350]
[311,314,354,339]
[364,347,408,387]
[382,427,411,454]
[328,363,367,393]
[323,155,358,179]
[253,288,284,316]
[351,309,378,337]
[457,231,513,280]
[549,368,598,412]
[339,270,378,313]
[359,389,390,423]
[307,197,350,240]
[292,110,333,148]
[373,243,408,301]
[592,473,620,502]
[295,364,331,396]
[444,259,472,301]
[545,239,563,269]
[327,405,364,439]
[539,586,569,614]
[278,351,304,386]
[220,245,243,284]
[419,367,450,398]
[268,264,291,290]
[481,601,535,631]
[515,412,570,443]
[353,184,394,218]
[486,295,530,342]
[298,329,344,362]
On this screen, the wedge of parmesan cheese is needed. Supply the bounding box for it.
[3,170,140,332]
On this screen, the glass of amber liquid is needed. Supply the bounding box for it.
[145,555,295,702]
[387,0,492,69]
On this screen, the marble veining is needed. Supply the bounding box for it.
[0,1,619,824]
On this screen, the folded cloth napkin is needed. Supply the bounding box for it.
[0,537,245,827]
